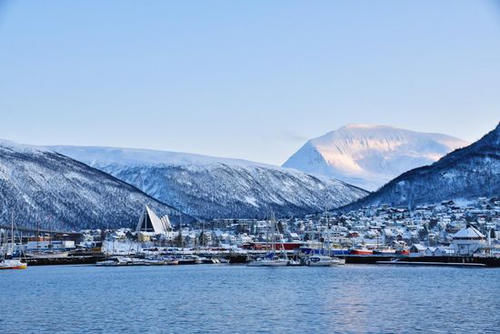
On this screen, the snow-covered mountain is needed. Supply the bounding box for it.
[342,123,500,211]
[283,124,468,190]
[50,146,369,219]
[0,140,192,231]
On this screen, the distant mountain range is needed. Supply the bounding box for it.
[341,123,499,211]
[49,146,369,220]
[283,124,468,190]
[0,140,192,231]
[2,121,495,230]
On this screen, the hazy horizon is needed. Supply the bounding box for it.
[1,121,483,168]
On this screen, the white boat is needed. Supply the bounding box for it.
[287,259,303,266]
[247,256,289,267]
[178,255,203,265]
[305,221,345,267]
[307,255,340,266]
[0,259,27,270]
[96,256,132,266]
[248,213,289,267]
[27,251,69,259]
[0,214,27,270]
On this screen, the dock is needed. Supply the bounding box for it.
[26,255,105,266]
[376,261,486,267]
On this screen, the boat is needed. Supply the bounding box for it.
[307,255,341,266]
[208,258,221,264]
[177,255,202,265]
[396,249,410,256]
[247,255,289,267]
[350,247,373,255]
[287,258,303,266]
[164,257,179,265]
[247,214,289,267]
[198,256,220,264]
[96,256,132,266]
[26,251,70,258]
[0,214,27,270]
[310,224,347,265]
[142,258,167,265]
[373,248,396,255]
[0,259,27,270]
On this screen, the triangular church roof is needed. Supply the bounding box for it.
[136,206,171,234]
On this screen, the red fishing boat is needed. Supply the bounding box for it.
[350,247,373,255]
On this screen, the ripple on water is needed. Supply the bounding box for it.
[0,265,499,333]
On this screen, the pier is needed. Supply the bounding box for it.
[25,255,104,266]
[11,252,500,267]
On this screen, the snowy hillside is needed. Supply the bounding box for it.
[50,146,369,219]
[0,141,192,231]
[342,123,500,211]
[283,124,468,190]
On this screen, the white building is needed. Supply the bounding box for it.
[451,225,486,255]
[136,206,171,234]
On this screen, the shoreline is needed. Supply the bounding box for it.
[21,253,500,267]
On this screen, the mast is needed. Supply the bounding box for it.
[327,222,331,257]
[48,215,53,250]
[271,213,275,253]
[36,219,40,252]
[10,211,14,255]
[0,229,3,259]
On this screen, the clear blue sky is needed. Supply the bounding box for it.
[0,1,499,165]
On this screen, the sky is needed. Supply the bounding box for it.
[0,1,499,165]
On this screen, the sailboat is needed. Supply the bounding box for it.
[306,223,345,266]
[306,255,341,266]
[0,214,27,270]
[248,214,289,267]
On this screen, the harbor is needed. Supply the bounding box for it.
[1,2,499,333]
[2,200,500,269]
[13,245,500,268]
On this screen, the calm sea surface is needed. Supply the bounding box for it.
[1,264,499,333]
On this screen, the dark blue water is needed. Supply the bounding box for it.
[1,265,499,333]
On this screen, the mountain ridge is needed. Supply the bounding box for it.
[340,122,500,211]
[50,146,369,219]
[0,141,194,231]
[283,124,468,190]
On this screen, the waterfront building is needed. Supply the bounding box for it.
[451,225,486,255]
[136,206,171,234]
[433,246,454,256]
[409,244,426,256]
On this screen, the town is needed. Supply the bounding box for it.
[3,197,499,267]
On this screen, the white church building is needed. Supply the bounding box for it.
[451,225,486,255]
[136,206,172,235]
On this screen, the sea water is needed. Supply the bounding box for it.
[0,264,498,333]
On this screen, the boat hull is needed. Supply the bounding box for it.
[307,256,344,267]
[308,262,335,267]
[0,260,27,270]
[350,249,373,255]
[247,260,289,267]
